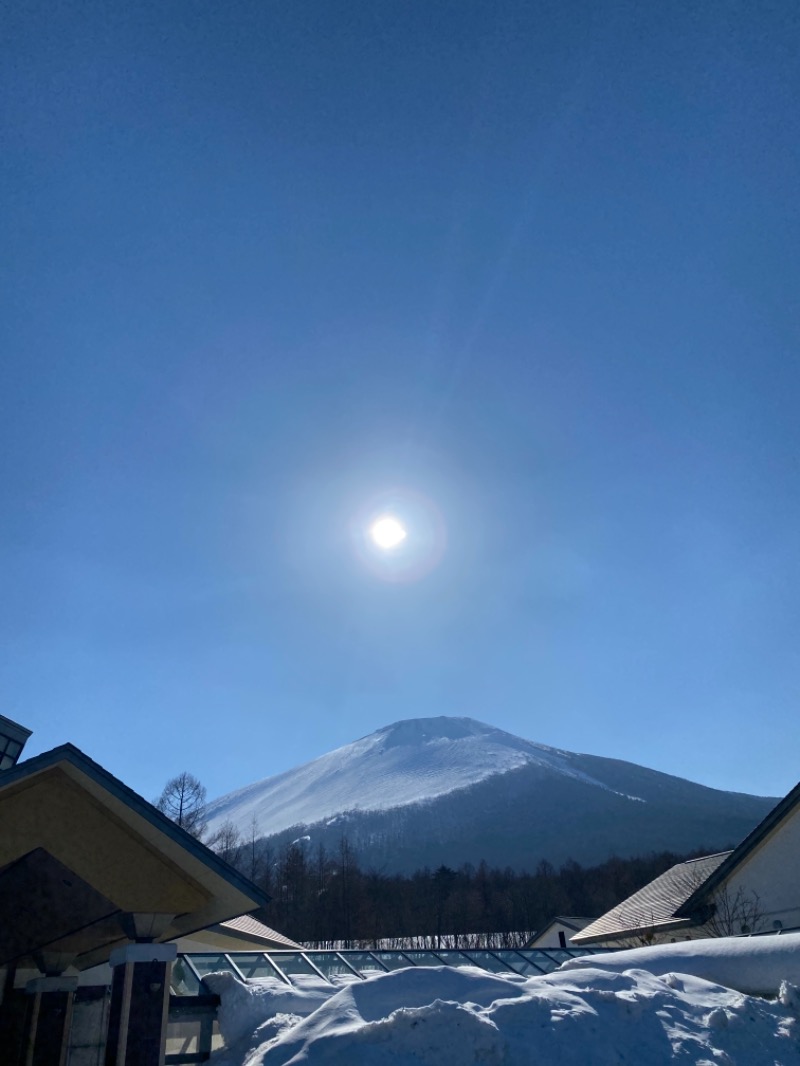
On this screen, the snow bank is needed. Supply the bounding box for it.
[563,932,800,995]
[201,972,333,1047]
[206,963,800,1065]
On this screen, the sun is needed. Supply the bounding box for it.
[369,515,407,551]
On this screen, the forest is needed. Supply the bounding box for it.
[221,833,700,948]
[156,772,710,946]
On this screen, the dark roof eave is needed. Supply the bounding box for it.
[571,916,696,947]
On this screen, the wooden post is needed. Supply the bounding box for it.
[24,976,77,1066]
[105,944,176,1066]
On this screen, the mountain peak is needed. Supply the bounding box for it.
[374,716,499,748]
[207,715,568,838]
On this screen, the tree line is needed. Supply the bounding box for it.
[252,842,703,947]
[154,772,707,946]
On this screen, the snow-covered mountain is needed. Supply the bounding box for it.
[206,717,777,872]
[206,717,630,836]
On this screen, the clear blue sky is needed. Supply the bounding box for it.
[3,0,799,804]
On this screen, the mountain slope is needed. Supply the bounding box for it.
[206,717,777,873]
[206,717,638,835]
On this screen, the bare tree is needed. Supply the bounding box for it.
[246,813,261,881]
[207,819,242,864]
[155,771,208,839]
[611,905,662,948]
[678,859,765,939]
[704,885,764,937]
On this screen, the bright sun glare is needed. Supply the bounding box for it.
[369,515,407,551]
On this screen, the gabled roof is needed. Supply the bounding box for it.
[548,917,592,931]
[1,743,270,904]
[675,779,800,919]
[530,917,592,938]
[0,743,270,968]
[571,853,732,946]
[526,917,593,948]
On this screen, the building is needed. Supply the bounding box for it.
[573,780,800,949]
[526,917,592,949]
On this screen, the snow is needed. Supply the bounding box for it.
[562,932,800,995]
[205,716,639,837]
[203,937,800,1065]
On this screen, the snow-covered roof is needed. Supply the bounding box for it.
[572,853,732,945]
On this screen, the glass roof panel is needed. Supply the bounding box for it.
[174,945,608,993]
[186,954,233,977]
[429,950,475,967]
[339,952,389,973]
[268,953,318,976]
[365,952,412,971]
[401,951,445,967]
[459,950,521,974]
[516,950,562,971]
[228,954,284,980]
[503,953,546,976]
[171,958,201,995]
[303,953,362,979]
[534,948,574,964]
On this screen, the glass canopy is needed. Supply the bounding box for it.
[173,946,607,994]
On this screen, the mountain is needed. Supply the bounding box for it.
[205,717,777,873]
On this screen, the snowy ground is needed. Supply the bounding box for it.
[204,934,800,1065]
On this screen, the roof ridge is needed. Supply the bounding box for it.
[683,851,734,864]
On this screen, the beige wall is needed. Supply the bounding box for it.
[0,769,208,913]
[719,806,800,932]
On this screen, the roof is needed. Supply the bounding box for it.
[217,914,304,950]
[0,714,32,770]
[572,853,732,946]
[675,779,800,919]
[0,743,270,968]
[548,917,592,931]
[0,714,32,743]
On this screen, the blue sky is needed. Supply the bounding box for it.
[3,0,799,804]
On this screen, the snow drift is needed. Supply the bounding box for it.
[563,931,800,995]
[204,937,800,1065]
